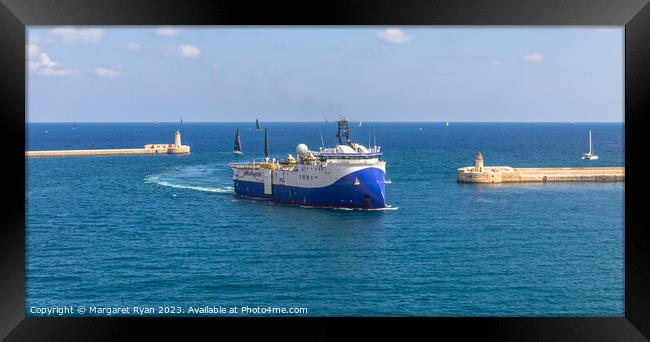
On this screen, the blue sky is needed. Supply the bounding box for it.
[27,26,623,122]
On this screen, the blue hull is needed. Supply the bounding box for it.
[234,167,386,209]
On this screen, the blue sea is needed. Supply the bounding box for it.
[25,122,624,316]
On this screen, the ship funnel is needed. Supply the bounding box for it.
[336,119,351,146]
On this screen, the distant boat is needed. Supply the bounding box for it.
[582,129,599,160]
[44,130,48,134]
[233,129,243,155]
[180,116,183,125]
[71,122,76,130]
[255,119,262,131]
[359,121,362,127]
[445,122,449,127]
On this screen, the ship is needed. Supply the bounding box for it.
[255,119,262,131]
[229,119,387,209]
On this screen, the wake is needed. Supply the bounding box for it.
[144,174,233,193]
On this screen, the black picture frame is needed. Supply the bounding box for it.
[2,0,649,340]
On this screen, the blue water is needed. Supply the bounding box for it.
[25,122,624,316]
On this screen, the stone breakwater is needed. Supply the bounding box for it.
[25,130,190,158]
[26,145,190,158]
[457,166,624,183]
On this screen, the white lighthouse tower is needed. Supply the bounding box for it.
[175,130,181,147]
[474,151,484,172]
[167,130,190,154]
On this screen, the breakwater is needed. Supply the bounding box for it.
[457,152,624,183]
[26,130,190,158]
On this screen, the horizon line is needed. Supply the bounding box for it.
[26,120,625,124]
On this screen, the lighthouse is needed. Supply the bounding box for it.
[474,151,484,172]
[175,130,181,147]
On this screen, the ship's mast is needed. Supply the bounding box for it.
[373,127,376,148]
[264,129,269,159]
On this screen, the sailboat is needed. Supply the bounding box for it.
[255,119,262,131]
[180,116,183,125]
[71,122,77,130]
[582,129,599,160]
[445,121,449,127]
[233,129,243,155]
[359,121,362,127]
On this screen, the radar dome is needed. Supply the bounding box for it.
[296,144,309,156]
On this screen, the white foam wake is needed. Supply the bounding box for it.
[301,205,399,211]
[145,174,233,193]
[331,205,399,211]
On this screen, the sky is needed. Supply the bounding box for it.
[27,26,623,122]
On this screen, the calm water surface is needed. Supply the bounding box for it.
[26,122,624,316]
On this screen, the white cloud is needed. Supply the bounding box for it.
[377,28,412,44]
[37,67,79,77]
[127,41,141,50]
[27,47,78,77]
[155,27,181,37]
[29,52,56,69]
[49,26,105,43]
[95,66,123,78]
[524,52,544,63]
[27,44,41,59]
[178,45,200,58]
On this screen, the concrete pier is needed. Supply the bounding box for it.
[457,151,624,183]
[26,130,190,158]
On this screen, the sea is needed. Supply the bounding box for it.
[25,122,624,316]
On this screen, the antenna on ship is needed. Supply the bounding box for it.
[263,128,269,161]
[373,126,377,148]
[319,124,325,149]
[336,118,351,146]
